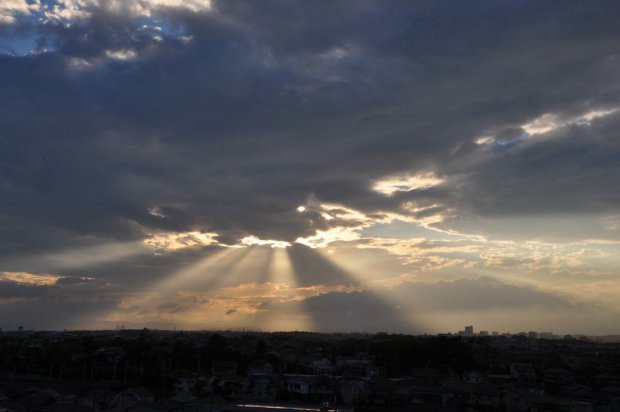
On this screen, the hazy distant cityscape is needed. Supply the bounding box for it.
[5,325,620,342]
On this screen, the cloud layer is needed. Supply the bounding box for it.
[1,1,620,333]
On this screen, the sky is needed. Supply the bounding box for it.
[1,0,620,335]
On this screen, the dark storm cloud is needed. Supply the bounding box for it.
[268,276,580,333]
[0,280,49,299]
[449,119,620,217]
[0,292,118,330]
[0,275,121,329]
[277,290,415,334]
[287,244,359,287]
[2,1,620,248]
[390,277,578,312]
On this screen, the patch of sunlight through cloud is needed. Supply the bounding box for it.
[0,0,35,24]
[143,230,220,251]
[522,108,618,135]
[320,203,369,221]
[295,227,361,248]
[39,0,212,23]
[476,107,620,145]
[240,236,291,249]
[372,172,444,196]
[0,271,62,286]
[104,49,137,61]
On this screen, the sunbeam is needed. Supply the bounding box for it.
[308,246,421,332]
[95,246,295,330]
[151,247,241,294]
[256,247,275,284]
[90,246,244,328]
[3,241,150,273]
[68,241,422,332]
[214,246,269,289]
[254,248,315,332]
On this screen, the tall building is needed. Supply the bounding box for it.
[463,325,474,337]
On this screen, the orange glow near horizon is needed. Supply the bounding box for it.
[254,248,315,332]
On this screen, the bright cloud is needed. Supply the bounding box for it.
[240,236,291,249]
[373,172,444,196]
[295,227,362,248]
[522,108,619,135]
[0,271,62,286]
[104,49,138,61]
[144,231,220,251]
[40,0,211,23]
[0,0,37,23]
[476,107,620,146]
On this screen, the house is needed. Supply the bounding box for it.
[281,374,334,400]
[544,368,574,384]
[504,387,535,412]
[445,382,502,410]
[311,375,336,400]
[213,361,238,377]
[248,374,278,400]
[339,378,367,405]
[126,387,155,403]
[76,387,117,411]
[217,376,248,398]
[561,383,593,400]
[175,375,212,395]
[284,374,317,396]
[544,368,574,394]
[561,355,586,371]
[410,368,451,385]
[464,371,487,384]
[247,359,274,375]
[531,396,593,412]
[411,384,453,406]
[312,358,334,375]
[337,359,379,378]
[175,377,198,393]
[0,383,37,400]
[155,398,185,412]
[26,388,62,410]
[594,386,620,412]
[170,391,197,405]
[510,363,538,383]
[94,346,126,362]
[112,386,155,408]
[365,378,408,406]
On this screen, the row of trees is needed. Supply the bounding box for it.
[0,331,475,387]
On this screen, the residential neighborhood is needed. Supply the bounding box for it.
[1,328,620,412]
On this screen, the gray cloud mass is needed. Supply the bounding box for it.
[1,1,620,332]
